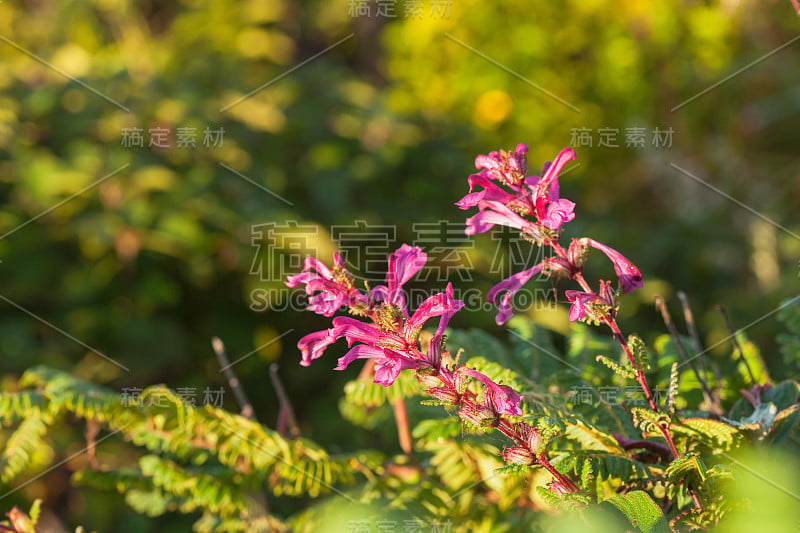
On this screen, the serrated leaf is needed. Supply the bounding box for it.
[563,419,624,452]
[666,452,704,482]
[672,417,742,451]
[603,490,670,533]
[595,354,637,379]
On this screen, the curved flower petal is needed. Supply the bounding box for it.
[487,264,544,325]
[475,152,501,171]
[388,244,427,288]
[297,329,336,367]
[374,351,421,386]
[435,283,464,337]
[460,367,522,416]
[465,201,534,235]
[539,148,576,192]
[384,244,427,308]
[331,317,382,346]
[588,239,643,293]
[541,198,575,230]
[407,286,463,333]
[307,291,345,317]
[455,173,517,210]
[285,271,320,288]
[335,344,385,371]
[565,290,595,322]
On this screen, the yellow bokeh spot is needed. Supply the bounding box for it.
[474,90,513,129]
[224,95,286,133]
[237,28,295,64]
[254,326,282,362]
[50,44,91,79]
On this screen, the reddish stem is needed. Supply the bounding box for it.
[392,398,414,457]
[552,242,682,462]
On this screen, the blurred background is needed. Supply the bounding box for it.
[0,0,798,529]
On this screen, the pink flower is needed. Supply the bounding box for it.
[374,351,423,386]
[587,239,643,293]
[331,316,383,346]
[455,173,522,211]
[565,281,615,322]
[565,290,599,322]
[487,263,544,325]
[460,367,522,416]
[285,254,366,316]
[371,244,427,311]
[460,147,576,237]
[464,200,539,236]
[297,329,337,367]
[435,283,463,337]
[474,143,529,186]
[406,283,464,335]
[528,148,576,231]
[313,275,463,386]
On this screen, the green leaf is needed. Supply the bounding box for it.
[602,490,670,533]
[563,419,624,453]
[671,417,742,452]
[666,362,679,416]
[595,355,637,380]
[761,380,800,411]
[766,404,800,444]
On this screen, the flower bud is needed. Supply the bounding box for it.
[415,370,441,389]
[541,257,572,279]
[567,238,590,270]
[426,387,459,405]
[453,370,469,394]
[502,446,535,466]
[457,402,496,426]
[425,335,443,367]
[526,427,543,453]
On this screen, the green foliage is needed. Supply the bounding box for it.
[670,418,742,453]
[0,416,49,484]
[602,491,670,533]
[3,311,800,531]
[666,362,679,416]
[595,354,637,380]
[725,380,800,444]
[0,0,797,530]
[627,335,651,372]
[1,366,383,531]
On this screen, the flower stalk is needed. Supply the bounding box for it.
[286,244,579,494]
[456,144,683,465]
[288,143,697,501]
